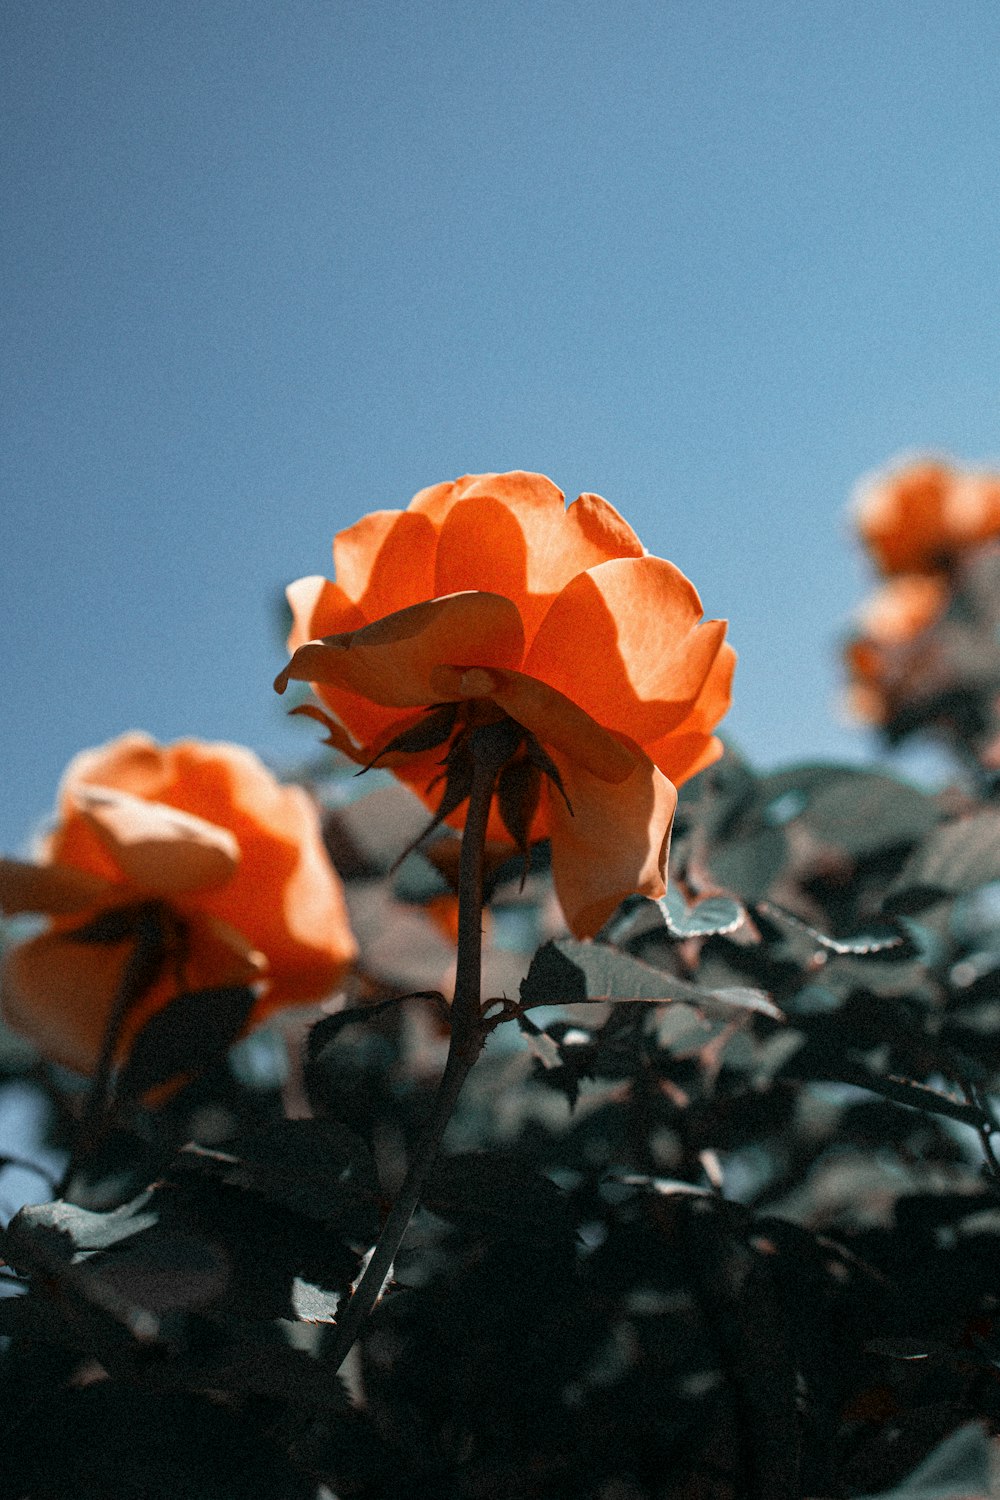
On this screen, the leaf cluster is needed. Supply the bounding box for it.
[8,729,1000,1495]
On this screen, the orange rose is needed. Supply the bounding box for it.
[276,472,734,938]
[854,458,1000,576]
[0,734,356,1075]
[843,574,950,724]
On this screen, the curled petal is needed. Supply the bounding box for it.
[72,786,241,896]
[287,576,365,652]
[275,591,526,708]
[288,702,369,763]
[642,640,737,785]
[0,857,117,917]
[545,749,678,939]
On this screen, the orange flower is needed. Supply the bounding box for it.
[0,734,356,1075]
[854,458,1000,576]
[843,574,949,724]
[276,472,734,937]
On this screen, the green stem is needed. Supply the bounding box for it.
[330,741,499,1373]
[56,904,169,1199]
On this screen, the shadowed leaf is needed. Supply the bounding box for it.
[886,812,1000,914]
[116,985,256,1097]
[520,939,781,1019]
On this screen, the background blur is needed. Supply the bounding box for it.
[4,0,999,853]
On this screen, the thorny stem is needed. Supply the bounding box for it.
[329,733,504,1373]
[56,905,169,1200]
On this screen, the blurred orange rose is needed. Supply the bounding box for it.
[0,734,356,1075]
[844,574,949,724]
[276,472,734,937]
[854,458,1000,576]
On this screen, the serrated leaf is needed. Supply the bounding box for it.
[659,887,745,938]
[887,811,1000,914]
[9,1192,158,1260]
[520,939,781,1020]
[291,1277,342,1323]
[788,767,939,858]
[760,901,904,955]
[115,985,256,1097]
[78,1233,229,1316]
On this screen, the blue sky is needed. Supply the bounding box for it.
[3,0,1000,852]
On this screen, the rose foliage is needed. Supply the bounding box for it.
[2,468,1000,1499]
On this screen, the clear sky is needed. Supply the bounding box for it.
[3,0,1000,852]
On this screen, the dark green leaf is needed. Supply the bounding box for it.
[392,848,452,904]
[708,825,787,902]
[172,1119,379,1239]
[520,939,781,1019]
[9,1191,158,1260]
[116,985,256,1097]
[290,1277,342,1322]
[423,1152,574,1240]
[790,767,939,858]
[886,811,1000,914]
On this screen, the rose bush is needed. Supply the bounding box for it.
[276,471,734,937]
[0,733,356,1074]
[843,573,949,724]
[854,457,1000,576]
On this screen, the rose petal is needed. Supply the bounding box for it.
[859,575,949,644]
[545,749,678,938]
[525,557,727,743]
[58,731,170,805]
[432,480,644,646]
[0,915,265,1076]
[642,640,737,784]
[73,786,241,896]
[0,857,117,917]
[156,753,357,1005]
[333,509,439,618]
[275,591,526,709]
[1,929,133,1074]
[855,462,953,575]
[287,576,365,652]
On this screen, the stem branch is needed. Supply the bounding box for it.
[329,741,499,1372]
